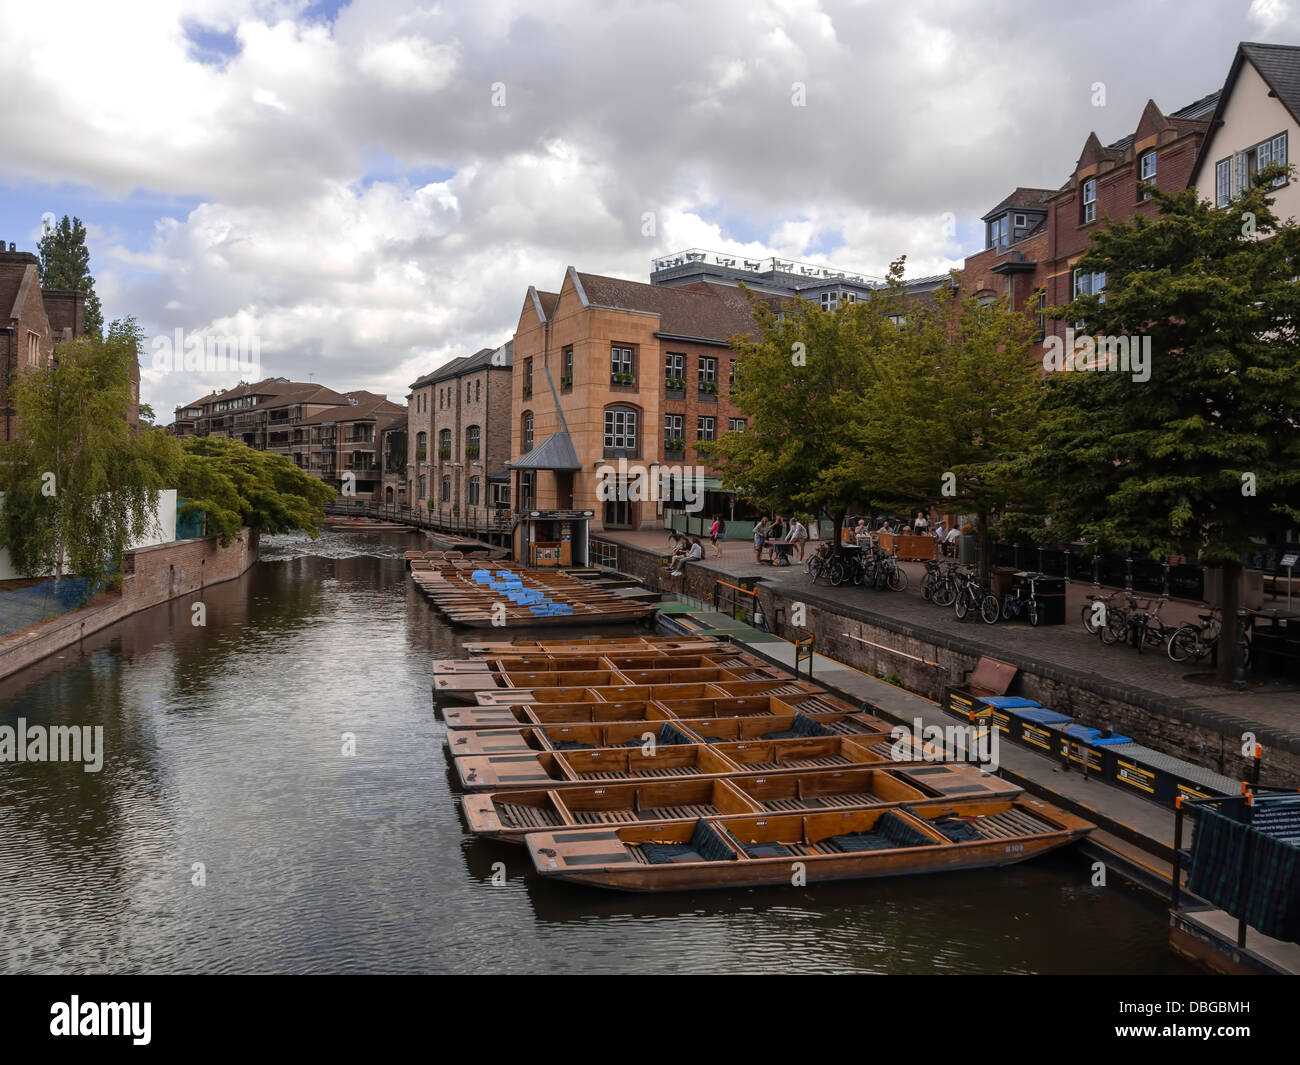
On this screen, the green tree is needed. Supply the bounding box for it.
[0,319,176,582]
[38,214,104,339]
[714,264,910,540]
[1029,169,1300,679]
[841,282,1045,578]
[174,436,337,544]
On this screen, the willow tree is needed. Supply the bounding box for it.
[175,436,337,543]
[713,263,910,540]
[1028,168,1300,679]
[0,319,177,582]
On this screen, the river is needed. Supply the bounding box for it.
[0,530,1197,974]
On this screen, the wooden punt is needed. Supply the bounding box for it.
[525,796,1094,892]
[447,711,888,757]
[461,636,725,655]
[464,766,945,842]
[453,734,902,791]
[443,699,659,730]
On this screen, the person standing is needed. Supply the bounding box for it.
[914,510,929,534]
[753,516,769,564]
[787,516,809,562]
[710,515,722,558]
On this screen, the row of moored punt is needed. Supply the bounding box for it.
[441,636,1094,891]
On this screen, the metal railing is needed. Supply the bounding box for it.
[590,537,620,571]
[325,500,514,536]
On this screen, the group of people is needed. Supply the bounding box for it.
[666,516,726,576]
[853,512,962,557]
[752,514,810,565]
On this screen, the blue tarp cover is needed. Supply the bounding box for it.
[1012,707,1073,725]
[982,697,1041,709]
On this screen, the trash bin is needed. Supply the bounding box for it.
[992,567,1019,600]
[1018,572,1066,625]
[959,534,976,565]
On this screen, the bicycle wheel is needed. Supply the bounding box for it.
[1027,600,1040,627]
[1003,598,1016,621]
[852,562,865,586]
[921,577,934,601]
[805,556,819,579]
[1168,626,1199,663]
[1081,602,1104,635]
[827,558,846,587]
[1099,611,1125,645]
[979,595,1000,624]
[955,592,970,620]
[933,580,956,608]
[888,567,907,592]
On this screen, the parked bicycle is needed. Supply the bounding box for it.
[1101,594,1173,653]
[1167,607,1238,664]
[806,542,834,584]
[1000,577,1041,625]
[1081,588,1125,636]
[953,569,999,624]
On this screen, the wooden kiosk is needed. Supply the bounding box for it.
[512,510,592,568]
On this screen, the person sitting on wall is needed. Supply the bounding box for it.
[670,538,704,577]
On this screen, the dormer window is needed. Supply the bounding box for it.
[1014,213,1027,228]
[988,215,1009,249]
[1081,179,1097,224]
[1139,151,1157,200]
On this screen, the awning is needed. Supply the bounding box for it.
[511,432,581,471]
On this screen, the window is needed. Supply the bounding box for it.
[475,379,481,402]
[1216,157,1232,207]
[1241,132,1289,190]
[441,476,451,502]
[26,330,40,366]
[728,359,737,390]
[438,389,443,410]
[519,471,535,510]
[562,346,574,387]
[604,405,638,456]
[665,351,685,387]
[416,430,427,458]
[697,416,716,442]
[524,357,533,396]
[1140,150,1157,181]
[522,412,533,453]
[1036,291,1047,341]
[1014,213,1027,228]
[1073,269,1107,299]
[698,356,717,390]
[611,345,635,384]
[439,428,451,451]
[418,475,426,500]
[988,215,1009,249]
[490,481,510,509]
[468,476,480,506]
[887,313,907,326]
[1081,178,1097,224]
[728,418,746,433]
[665,413,684,449]
[467,424,480,458]
[466,381,471,403]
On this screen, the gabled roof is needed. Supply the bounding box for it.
[981,187,1056,221]
[573,271,760,343]
[511,431,581,471]
[1191,43,1300,185]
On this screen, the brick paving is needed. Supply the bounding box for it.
[607,528,1300,740]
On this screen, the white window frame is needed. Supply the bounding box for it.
[1140,150,1157,181]
[1081,178,1097,223]
[604,406,638,453]
[697,416,716,442]
[1215,157,1232,207]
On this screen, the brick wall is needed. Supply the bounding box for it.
[600,537,1300,788]
[0,529,259,681]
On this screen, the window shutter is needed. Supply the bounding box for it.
[1236,150,1248,195]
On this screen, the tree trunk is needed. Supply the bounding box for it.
[975,507,991,583]
[1215,560,1243,685]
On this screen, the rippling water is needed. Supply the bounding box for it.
[0,530,1197,974]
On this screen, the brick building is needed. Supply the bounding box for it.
[379,412,407,506]
[298,392,405,501]
[509,267,762,532]
[961,93,1219,351]
[406,341,514,529]
[1,242,100,440]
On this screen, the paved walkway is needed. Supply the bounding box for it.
[609,529,1300,742]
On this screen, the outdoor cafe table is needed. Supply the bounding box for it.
[763,540,796,565]
[1245,607,1300,677]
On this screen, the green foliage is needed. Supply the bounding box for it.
[0,320,176,581]
[38,214,104,339]
[1028,168,1300,563]
[174,437,337,544]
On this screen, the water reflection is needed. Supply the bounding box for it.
[0,530,1197,973]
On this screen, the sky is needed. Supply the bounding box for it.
[0,0,1297,419]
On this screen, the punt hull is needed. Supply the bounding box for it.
[531,831,1088,892]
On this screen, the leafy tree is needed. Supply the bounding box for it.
[174,436,337,544]
[0,320,176,582]
[38,215,104,339]
[1029,168,1300,679]
[714,263,910,540]
[841,282,1045,578]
